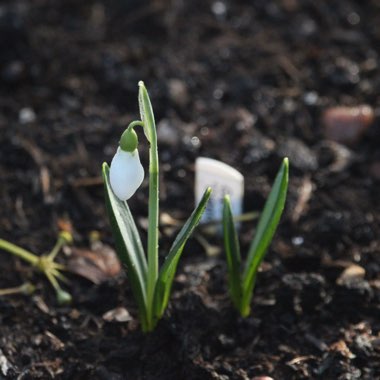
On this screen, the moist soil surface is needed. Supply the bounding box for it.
[0,0,380,379]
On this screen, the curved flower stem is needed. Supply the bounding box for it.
[0,239,39,266]
[0,282,35,296]
[45,270,60,291]
[48,234,70,260]
[48,239,63,260]
[127,120,144,131]
[45,270,72,304]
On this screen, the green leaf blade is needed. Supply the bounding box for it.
[222,195,243,312]
[102,163,149,329]
[138,81,156,144]
[241,158,289,316]
[153,187,212,319]
[138,81,160,332]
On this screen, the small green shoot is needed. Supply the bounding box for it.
[0,231,72,304]
[103,82,211,332]
[223,158,289,317]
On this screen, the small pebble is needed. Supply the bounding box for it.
[213,86,224,100]
[157,119,181,146]
[303,91,319,106]
[278,137,318,171]
[369,161,380,180]
[299,18,317,36]
[191,136,200,147]
[322,105,374,145]
[168,79,189,107]
[243,130,274,164]
[19,107,36,124]
[292,236,304,246]
[347,12,360,25]
[211,1,227,17]
[235,107,257,130]
[1,61,25,82]
[182,134,201,150]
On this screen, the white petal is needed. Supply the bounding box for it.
[109,148,144,201]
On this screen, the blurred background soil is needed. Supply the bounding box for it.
[0,0,379,379]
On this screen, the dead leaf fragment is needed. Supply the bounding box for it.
[0,349,13,376]
[291,176,313,222]
[57,218,74,235]
[330,340,355,359]
[45,331,65,350]
[68,244,121,284]
[337,264,365,285]
[102,307,132,323]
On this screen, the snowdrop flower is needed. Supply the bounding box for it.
[110,128,144,201]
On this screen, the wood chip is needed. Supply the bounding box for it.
[291,176,313,222]
[33,296,51,314]
[45,331,64,350]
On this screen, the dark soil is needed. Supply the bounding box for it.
[1,0,380,379]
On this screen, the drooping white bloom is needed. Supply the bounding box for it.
[110,147,144,201]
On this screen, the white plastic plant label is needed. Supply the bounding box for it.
[195,157,244,225]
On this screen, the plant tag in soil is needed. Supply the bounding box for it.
[195,157,244,227]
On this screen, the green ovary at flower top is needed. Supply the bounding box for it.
[102,82,211,332]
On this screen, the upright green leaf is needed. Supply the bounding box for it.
[241,158,289,316]
[138,81,159,331]
[222,195,243,311]
[153,187,212,319]
[102,163,149,329]
[138,81,155,144]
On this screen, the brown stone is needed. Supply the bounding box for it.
[322,105,374,145]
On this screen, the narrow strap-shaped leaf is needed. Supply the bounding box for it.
[241,158,289,316]
[138,81,155,144]
[222,195,243,311]
[153,187,212,319]
[102,163,149,328]
[138,82,159,331]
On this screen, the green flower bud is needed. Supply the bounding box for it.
[120,128,138,152]
[56,289,72,305]
[20,282,36,295]
[59,231,73,244]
